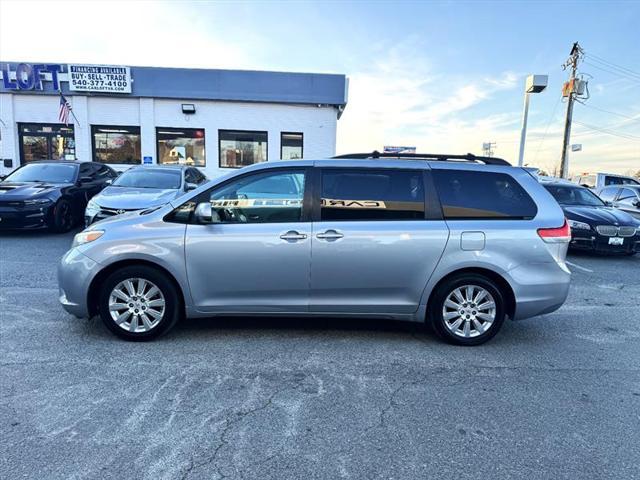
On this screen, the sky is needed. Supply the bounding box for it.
[1,0,639,175]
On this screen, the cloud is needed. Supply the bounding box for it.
[337,43,521,155]
[0,0,253,69]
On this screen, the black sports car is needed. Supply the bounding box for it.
[0,161,117,232]
[543,181,640,255]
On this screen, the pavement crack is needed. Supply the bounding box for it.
[180,373,309,480]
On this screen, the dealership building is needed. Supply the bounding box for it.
[0,61,348,178]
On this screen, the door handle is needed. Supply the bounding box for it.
[316,229,344,240]
[280,230,307,241]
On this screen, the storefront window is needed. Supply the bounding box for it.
[92,125,141,164]
[18,124,75,163]
[157,128,206,166]
[281,132,303,160]
[219,130,267,168]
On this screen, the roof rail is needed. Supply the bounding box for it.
[332,150,511,166]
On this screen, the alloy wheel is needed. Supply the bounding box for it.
[108,278,166,333]
[442,285,496,338]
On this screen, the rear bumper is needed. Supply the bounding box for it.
[508,261,571,321]
[58,248,101,318]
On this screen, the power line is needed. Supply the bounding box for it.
[586,52,640,77]
[576,102,640,121]
[532,94,563,163]
[573,120,640,141]
[583,60,640,82]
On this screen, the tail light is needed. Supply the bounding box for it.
[538,219,571,243]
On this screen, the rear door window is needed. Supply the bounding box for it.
[432,170,537,220]
[598,187,619,202]
[618,188,638,201]
[320,169,425,221]
[184,169,197,185]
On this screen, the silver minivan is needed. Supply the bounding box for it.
[58,153,572,345]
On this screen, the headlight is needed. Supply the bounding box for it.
[23,198,53,206]
[85,199,101,216]
[568,219,590,231]
[72,230,104,248]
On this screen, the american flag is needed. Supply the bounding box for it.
[58,94,72,125]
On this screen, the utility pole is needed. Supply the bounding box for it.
[559,42,583,178]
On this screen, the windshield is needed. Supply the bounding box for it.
[112,169,182,189]
[3,163,78,183]
[545,185,605,207]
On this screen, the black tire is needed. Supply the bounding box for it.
[50,198,75,233]
[98,265,181,341]
[428,273,506,346]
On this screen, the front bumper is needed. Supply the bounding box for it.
[58,247,101,318]
[0,205,53,230]
[569,229,640,254]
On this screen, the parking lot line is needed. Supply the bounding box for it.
[566,260,594,273]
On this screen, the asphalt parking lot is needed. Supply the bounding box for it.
[1,231,639,480]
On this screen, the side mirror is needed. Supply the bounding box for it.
[185,182,198,191]
[194,202,220,224]
[634,199,640,208]
[0,175,6,181]
[604,201,613,207]
[105,179,113,185]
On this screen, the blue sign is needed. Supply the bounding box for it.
[2,63,63,91]
[143,156,152,164]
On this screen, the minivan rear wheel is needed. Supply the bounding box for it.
[429,274,506,346]
[98,266,181,341]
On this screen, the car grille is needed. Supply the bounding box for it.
[101,207,136,216]
[617,226,637,237]
[93,207,138,222]
[0,200,25,208]
[595,225,636,237]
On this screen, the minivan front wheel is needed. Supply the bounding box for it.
[429,274,506,346]
[98,266,181,341]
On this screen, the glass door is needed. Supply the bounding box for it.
[18,124,76,163]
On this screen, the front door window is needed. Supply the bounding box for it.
[210,170,306,224]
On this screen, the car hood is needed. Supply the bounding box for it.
[562,205,639,226]
[0,181,69,199]
[93,186,181,209]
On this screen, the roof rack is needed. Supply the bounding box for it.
[332,151,511,166]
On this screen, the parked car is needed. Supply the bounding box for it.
[595,185,640,220]
[59,153,572,345]
[570,172,639,189]
[543,181,640,255]
[0,161,116,232]
[85,165,207,226]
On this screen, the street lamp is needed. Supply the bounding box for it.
[518,74,548,167]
